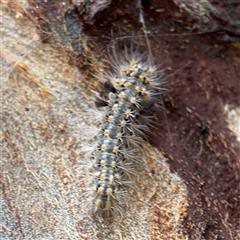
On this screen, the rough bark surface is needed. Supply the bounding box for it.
[1,0,240,240]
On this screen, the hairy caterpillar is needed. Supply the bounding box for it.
[84,45,165,215]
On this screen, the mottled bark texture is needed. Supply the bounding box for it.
[1,0,240,239]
